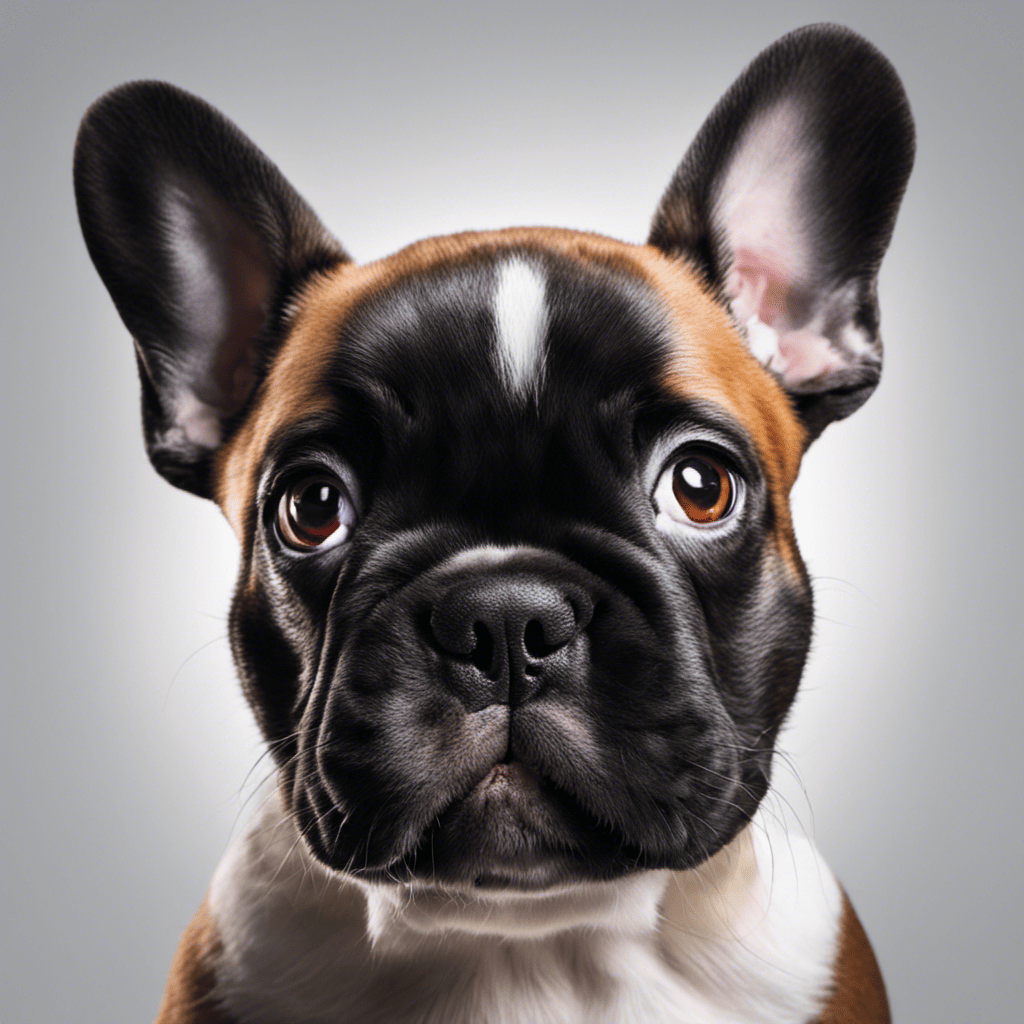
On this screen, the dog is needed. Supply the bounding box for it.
[74,22,913,1024]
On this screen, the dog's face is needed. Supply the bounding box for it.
[221,232,812,889]
[75,26,912,891]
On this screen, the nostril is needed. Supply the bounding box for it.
[470,621,495,675]
[523,619,550,658]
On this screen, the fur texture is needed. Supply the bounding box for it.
[73,23,912,1024]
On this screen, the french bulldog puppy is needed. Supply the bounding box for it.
[75,23,913,1024]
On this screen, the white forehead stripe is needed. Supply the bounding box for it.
[493,258,548,397]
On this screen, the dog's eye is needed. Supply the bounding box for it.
[654,451,737,526]
[277,475,355,551]
[672,454,731,522]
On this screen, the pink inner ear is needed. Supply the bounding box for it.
[775,327,846,383]
[727,247,789,328]
[726,249,844,387]
[714,101,850,388]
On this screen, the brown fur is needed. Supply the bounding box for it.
[155,898,235,1024]
[635,244,807,580]
[215,228,807,589]
[815,893,891,1024]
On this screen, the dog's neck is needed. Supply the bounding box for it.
[207,786,842,1024]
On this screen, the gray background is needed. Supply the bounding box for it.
[3,1,1021,1021]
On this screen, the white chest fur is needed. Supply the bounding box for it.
[209,789,842,1024]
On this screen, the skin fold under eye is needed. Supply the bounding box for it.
[277,474,356,551]
[653,449,738,527]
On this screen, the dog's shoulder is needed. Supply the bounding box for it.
[813,892,890,1024]
[660,818,859,1024]
[155,897,235,1024]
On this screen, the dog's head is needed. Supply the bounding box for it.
[75,25,912,892]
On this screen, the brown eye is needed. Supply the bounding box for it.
[277,475,354,551]
[671,454,733,523]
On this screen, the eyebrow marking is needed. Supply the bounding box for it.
[492,257,548,397]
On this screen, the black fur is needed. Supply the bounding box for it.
[74,81,346,495]
[75,26,911,892]
[227,252,809,885]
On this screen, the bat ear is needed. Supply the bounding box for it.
[649,25,915,442]
[74,81,348,496]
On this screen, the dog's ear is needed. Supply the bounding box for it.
[649,24,914,441]
[74,81,347,496]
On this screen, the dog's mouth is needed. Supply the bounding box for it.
[292,698,756,890]
[354,757,650,891]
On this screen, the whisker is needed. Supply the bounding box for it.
[161,634,230,711]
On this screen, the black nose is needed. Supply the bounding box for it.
[429,574,593,711]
